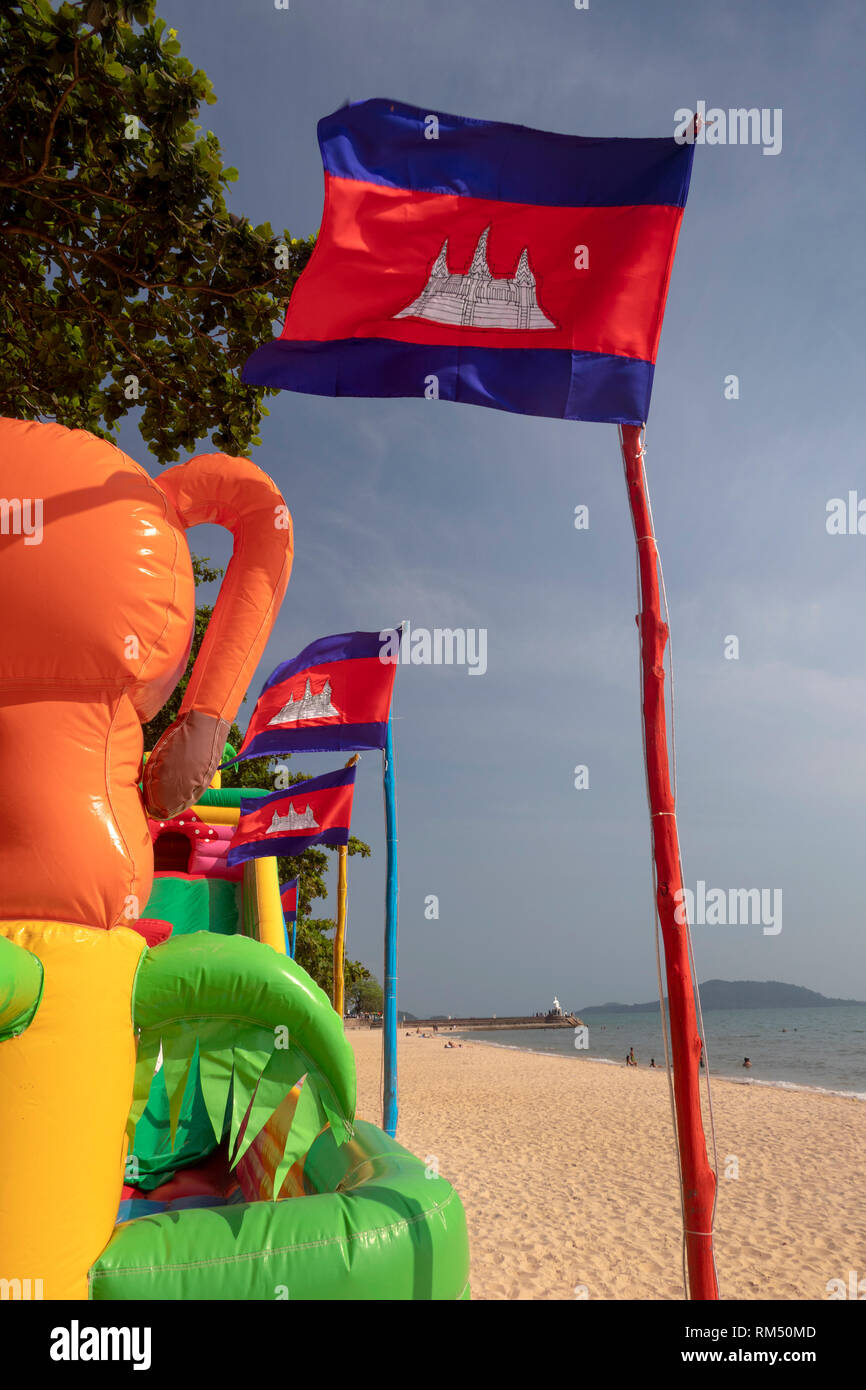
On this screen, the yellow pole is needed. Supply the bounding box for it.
[332,754,359,1019]
[244,857,286,954]
[333,843,348,1017]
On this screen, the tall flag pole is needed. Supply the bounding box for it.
[242,100,716,1297]
[334,844,348,1016]
[333,754,360,1017]
[382,715,399,1137]
[620,424,717,1300]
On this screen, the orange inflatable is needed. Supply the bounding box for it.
[0,418,292,1294]
[0,419,292,932]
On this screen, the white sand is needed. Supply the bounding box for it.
[350,1029,866,1300]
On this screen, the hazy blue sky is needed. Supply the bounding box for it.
[120,0,866,1013]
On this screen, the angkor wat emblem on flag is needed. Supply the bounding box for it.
[268,677,340,726]
[394,227,557,331]
[268,803,319,834]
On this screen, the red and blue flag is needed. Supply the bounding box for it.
[243,99,694,425]
[226,765,357,867]
[280,878,298,922]
[230,628,400,762]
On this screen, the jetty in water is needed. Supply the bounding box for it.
[406,1013,582,1032]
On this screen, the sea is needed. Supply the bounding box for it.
[454,1004,866,1100]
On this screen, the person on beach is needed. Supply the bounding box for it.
[626,1047,637,1067]
[649,1058,656,1068]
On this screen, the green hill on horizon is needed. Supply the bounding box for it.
[579,979,866,1014]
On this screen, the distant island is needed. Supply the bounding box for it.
[579,979,866,1013]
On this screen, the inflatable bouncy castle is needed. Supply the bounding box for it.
[0,418,469,1300]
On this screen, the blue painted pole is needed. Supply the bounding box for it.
[383,717,398,1137]
[291,917,297,960]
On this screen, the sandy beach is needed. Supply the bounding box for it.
[349,1029,866,1300]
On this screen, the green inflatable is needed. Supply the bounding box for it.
[92,934,470,1300]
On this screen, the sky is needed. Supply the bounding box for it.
[118,0,866,1014]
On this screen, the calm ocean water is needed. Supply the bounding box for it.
[456,1004,866,1099]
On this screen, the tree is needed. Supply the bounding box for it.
[349,978,384,1016]
[0,0,311,462]
[144,555,378,997]
[0,3,378,999]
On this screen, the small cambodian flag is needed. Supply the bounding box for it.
[280,878,299,922]
[243,99,695,425]
[229,628,401,763]
[226,766,357,867]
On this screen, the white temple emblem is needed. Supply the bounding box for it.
[268,676,340,726]
[394,227,557,331]
[268,802,319,834]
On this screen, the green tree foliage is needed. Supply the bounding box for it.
[0,0,311,462]
[144,556,377,998]
[350,978,384,1015]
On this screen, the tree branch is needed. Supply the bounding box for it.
[3,223,283,299]
[54,243,168,390]
[23,38,83,185]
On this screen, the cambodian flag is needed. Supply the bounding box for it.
[229,628,400,763]
[227,766,357,867]
[243,99,694,425]
[280,878,299,922]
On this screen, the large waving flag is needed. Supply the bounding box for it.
[226,766,357,867]
[230,629,400,762]
[243,99,695,424]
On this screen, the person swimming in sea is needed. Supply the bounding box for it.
[743,1057,752,1068]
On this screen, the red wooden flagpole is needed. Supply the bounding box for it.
[620,423,719,1300]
